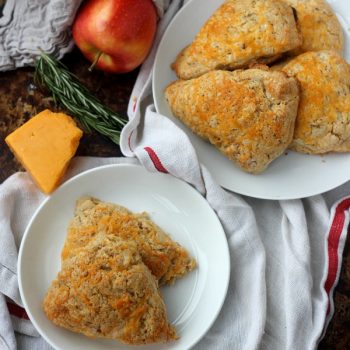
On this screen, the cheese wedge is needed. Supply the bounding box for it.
[5,109,83,194]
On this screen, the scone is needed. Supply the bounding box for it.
[172,0,301,80]
[282,0,344,55]
[62,197,196,285]
[43,235,177,344]
[165,68,300,174]
[282,50,350,153]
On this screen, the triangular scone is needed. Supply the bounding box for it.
[172,0,301,80]
[281,51,350,154]
[165,68,299,174]
[282,0,344,56]
[43,235,177,344]
[61,197,196,285]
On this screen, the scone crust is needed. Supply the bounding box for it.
[165,68,300,173]
[43,235,177,344]
[173,0,301,80]
[282,50,350,153]
[283,0,344,55]
[62,197,196,285]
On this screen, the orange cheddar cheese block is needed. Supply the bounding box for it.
[5,109,83,194]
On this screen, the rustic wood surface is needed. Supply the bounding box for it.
[0,49,348,349]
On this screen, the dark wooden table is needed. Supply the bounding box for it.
[0,49,349,349]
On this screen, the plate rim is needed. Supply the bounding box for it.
[18,163,230,350]
[152,0,350,200]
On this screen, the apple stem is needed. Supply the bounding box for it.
[88,51,103,72]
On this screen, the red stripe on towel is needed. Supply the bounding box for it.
[324,198,350,314]
[7,301,29,320]
[144,147,168,173]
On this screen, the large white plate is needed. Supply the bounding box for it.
[18,164,230,350]
[153,0,350,200]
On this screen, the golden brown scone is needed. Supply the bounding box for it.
[165,68,300,174]
[172,0,301,80]
[282,50,350,153]
[43,235,177,344]
[62,197,196,285]
[282,0,344,55]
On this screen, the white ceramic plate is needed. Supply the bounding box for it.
[153,0,350,200]
[18,164,230,350]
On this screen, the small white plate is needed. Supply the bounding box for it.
[153,0,350,200]
[18,164,230,350]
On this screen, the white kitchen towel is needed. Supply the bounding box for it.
[1,158,349,350]
[0,1,350,350]
[120,1,350,350]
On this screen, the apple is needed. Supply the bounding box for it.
[72,0,157,73]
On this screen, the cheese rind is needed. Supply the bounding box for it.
[5,109,83,194]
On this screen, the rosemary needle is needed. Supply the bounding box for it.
[35,53,127,144]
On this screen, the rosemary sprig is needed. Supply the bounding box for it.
[35,53,127,144]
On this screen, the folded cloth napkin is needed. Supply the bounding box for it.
[0,1,350,350]
[0,0,83,71]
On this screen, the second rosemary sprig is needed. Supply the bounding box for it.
[35,53,127,144]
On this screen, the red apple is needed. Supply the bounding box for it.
[72,0,157,73]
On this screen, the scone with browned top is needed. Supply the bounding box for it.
[62,197,196,285]
[43,234,177,344]
[173,0,301,80]
[282,0,344,55]
[165,68,300,174]
[282,50,350,153]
